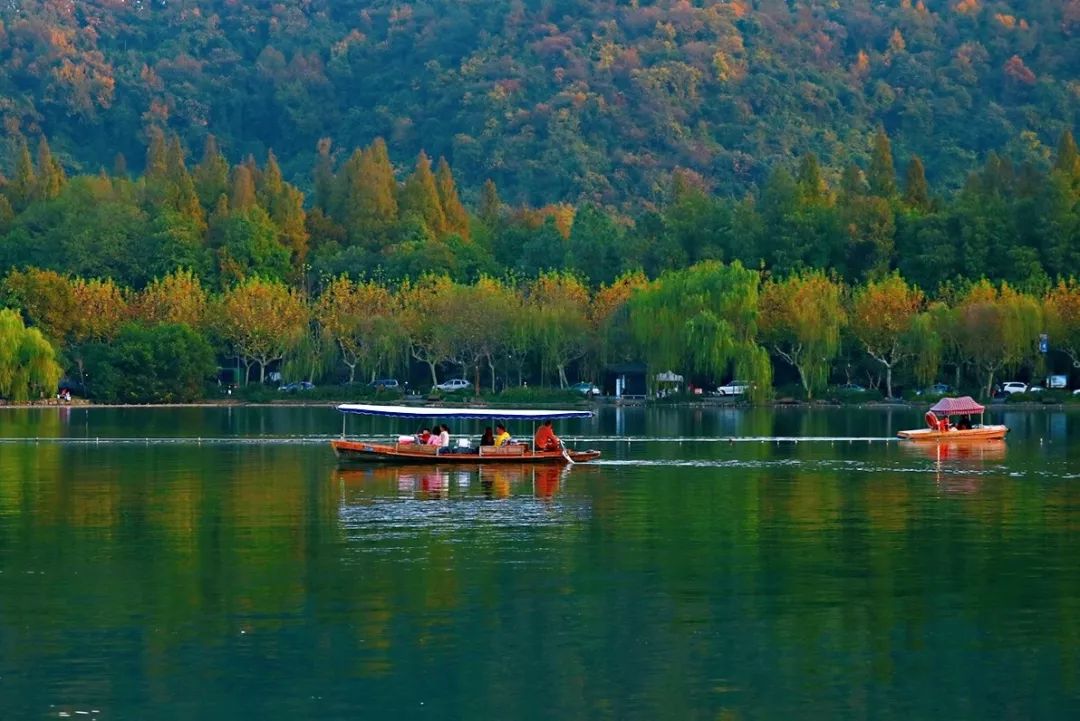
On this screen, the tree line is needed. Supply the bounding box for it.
[4,263,1079,404]
[1,125,1079,295]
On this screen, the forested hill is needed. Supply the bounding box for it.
[0,0,1076,205]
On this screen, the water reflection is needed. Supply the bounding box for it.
[899,440,1007,493]
[333,463,571,501]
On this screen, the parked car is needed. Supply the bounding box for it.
[369,379,400,391]
[917,383,953,396]
[1000,381,1029,394]
[715,380,751,396]
[571,381,601,397]
[435,378,472,392]
[279,381,315,393]
[835,382,867,392]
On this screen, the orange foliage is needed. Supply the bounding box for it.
[1003,55,1036,85]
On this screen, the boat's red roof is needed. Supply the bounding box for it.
[930,396,985,415]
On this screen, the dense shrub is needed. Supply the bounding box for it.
[83,323,216,403]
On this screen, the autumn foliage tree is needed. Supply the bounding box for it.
[758,270,845,399]
[849,274,924,399]
[316,275,402,383]
[217,278,308,384]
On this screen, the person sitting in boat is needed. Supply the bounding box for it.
[534,420,562,451]
[426,427,442,446]
[480,426,495,446]
[417,427,433,445]
[956,415,972,430]
[438,424,451,448]
[494,423,511,447]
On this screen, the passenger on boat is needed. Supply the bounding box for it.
[956,415,972,430]
[494,424,511,447]
[417,427,432,444]
[438,424,451,448]
[480,427,495,446]
[426,427,442,446]
[534,420,561,451]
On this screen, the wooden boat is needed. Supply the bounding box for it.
[331,403,601,464]
[897,396,1008,442]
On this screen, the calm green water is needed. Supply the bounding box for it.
[0,405,1078,720]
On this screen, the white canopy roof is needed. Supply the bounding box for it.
[337,403,593,420]
[655,371,684,382]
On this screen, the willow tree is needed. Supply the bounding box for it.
[590,271,648,377]
[316,275,403,383]
[758,270,844,399]
[529,272,591,388]
[399,274,459,387]
[217,277,308,384]
[0,309,63,402]
[442,277,516,392]
[628,261,771,400]
[956,280,1042,398]
[850,273,924,399]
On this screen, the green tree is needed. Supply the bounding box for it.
[83,323,215,403]
[868,127,897,198]
[629,261,771,400]
[903,155,931,211]
[193,135,230,210]
[0,308,63,401]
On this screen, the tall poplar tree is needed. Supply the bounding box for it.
[400,151,446,236]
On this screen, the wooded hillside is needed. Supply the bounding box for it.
[1,0,1076,205]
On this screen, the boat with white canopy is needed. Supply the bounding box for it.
[331,403,601,463]
[897,396,1009,441]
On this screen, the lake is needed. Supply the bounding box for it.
[0,404,1078,719]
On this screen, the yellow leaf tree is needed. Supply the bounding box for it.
[759,270,845,399]
[217,278,308,384]
[849,273,924,399]
[1044,279,1080,369]
[0,309,63,402]
[131,269,208,329]
[956,280,1042,397]
[529,271,591,388]
[315,275,403,384]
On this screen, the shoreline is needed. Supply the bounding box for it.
[0,399,1072,411]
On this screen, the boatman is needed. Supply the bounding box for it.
[533,420,561,451]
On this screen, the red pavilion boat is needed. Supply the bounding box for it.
[897,396,1008,442]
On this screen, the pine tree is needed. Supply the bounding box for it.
[349,138,398,243]
[313,138,335,213]
[193,135,230,210]
[868,127,897,198]
[145,126,168,183]
[903,155,931,210]
[436,156,470,239]
[1054,130,1080,187]
[479,179,502,226]
[796,153,829,205]
[399,151,446,236]
[840,164,867,199]
[260,150,285,207]
[230,165,257,212]
[8,134,36,210]
[33,136,65,202]
[333,148,363,226]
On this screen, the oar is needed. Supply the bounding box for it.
[561,445,576,465]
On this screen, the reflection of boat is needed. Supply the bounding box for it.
[899,439,1007,462]
[331,404,601,464]
[332,463,567,499]
[897,396,1008,442]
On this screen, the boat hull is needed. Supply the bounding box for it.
[331,439,601,464]
[897,425,1009,442]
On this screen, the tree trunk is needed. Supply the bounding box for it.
[258,361,266,384]
[797,364,811,400]
[345,362,356,384]
[427,361,438,388]
[885,364,893,400]
[474,360,481,393]
[557,364,568,389]
[487,355,496,394]
[985,369,995,400]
